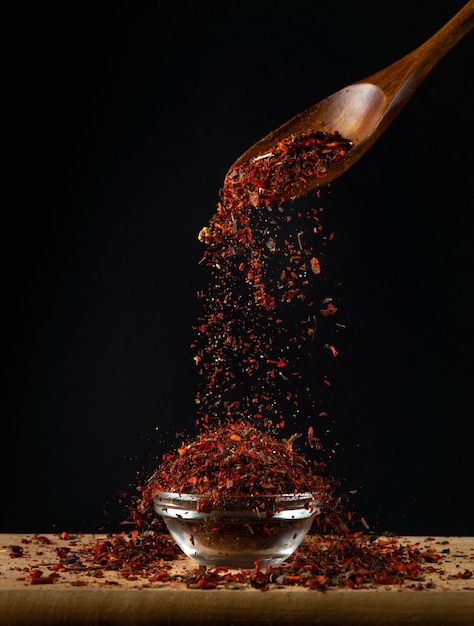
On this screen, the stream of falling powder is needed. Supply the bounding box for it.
[192,131,352,446]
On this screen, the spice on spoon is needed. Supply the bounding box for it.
[225,130,353,208]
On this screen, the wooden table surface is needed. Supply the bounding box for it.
[1,533,473,625]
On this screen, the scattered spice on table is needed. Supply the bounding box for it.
[7,531,466,592]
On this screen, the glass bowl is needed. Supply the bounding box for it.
[154,491,320,569]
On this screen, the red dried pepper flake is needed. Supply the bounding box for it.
[449,569,473,579]
[187,573,219,590]
[284,574,302,585]
[9,545,24,558]
[48,563,66,572]
[54,547,70,559]
[177,442,188,456]
[306,575,329,590]
[28,568,51,583]
[30,576,56,585]
[32,535,54,545]
[250,572,270,590]
[148,571,170,583]
[420,551,442,563]
[320,302,338,317]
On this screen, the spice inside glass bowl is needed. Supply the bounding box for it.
[142,422,331,568]
[154,491,320,569]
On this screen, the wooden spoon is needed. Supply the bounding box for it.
[225,1,474,199]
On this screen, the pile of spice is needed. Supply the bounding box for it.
[141,421,332,510]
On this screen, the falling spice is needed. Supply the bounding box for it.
[192,129,350,430]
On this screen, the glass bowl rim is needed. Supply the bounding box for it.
[154,491,320,520]
[155,491,318,502]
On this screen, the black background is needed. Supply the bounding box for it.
[4,0,473,536]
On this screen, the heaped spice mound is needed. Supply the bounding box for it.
[144,422,331,508]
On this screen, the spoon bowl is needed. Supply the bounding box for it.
[226,2,474,199]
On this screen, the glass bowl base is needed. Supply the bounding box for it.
[163,516,314,568]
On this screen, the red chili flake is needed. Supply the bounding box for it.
[149,571,170,583]
[30,576,55,585]
[284,575,301,584]
[9,546,24,558]
[420,551,442,563]
[320,302,338,317]
[310,257,321,274]
[325,344,339,357]
[307,575,329,590]
[266,358,287,368]
[32,535,54,545]
[449,570,473,580]
[28,568,54,585]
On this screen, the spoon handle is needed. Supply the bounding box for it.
[362,1,474,112]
